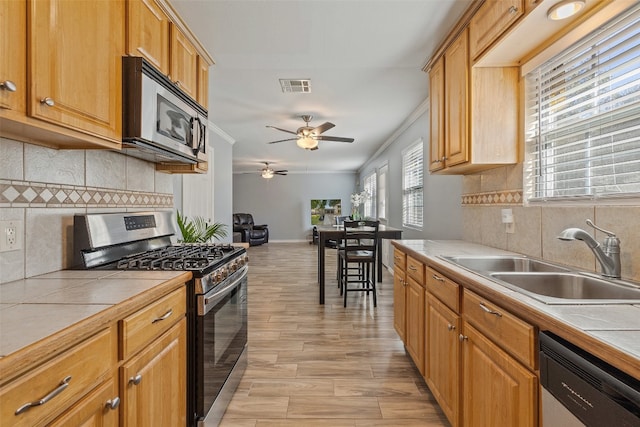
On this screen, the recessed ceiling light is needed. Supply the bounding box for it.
[279,79,311,93]
[547,0,585,21]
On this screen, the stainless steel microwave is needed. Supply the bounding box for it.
[122,56,207,165]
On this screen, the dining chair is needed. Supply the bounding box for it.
[337,220,379,307]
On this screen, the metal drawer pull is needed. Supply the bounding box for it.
[447,324,456,331]
[105,397,120,410]
[0,80,17,92]
[129,374,142,386]
[15,376,72,415]
[40,97,55,107]
[508,5,518,13]
[459,334,468,342]
[432,274,445,282]
[152,309,173,323]
[479,302,502,317]
[408,265,417,271]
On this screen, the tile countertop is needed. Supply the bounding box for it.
[392,239,640,379]
[0,269,191,358]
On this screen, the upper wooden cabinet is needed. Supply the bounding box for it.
[0,0,26,112]
[0,0,123,149]
[170,24,199,101]
[428,27,518,174]
[30,0,123,143]
[469,0,524,61]
[127,0,170,74]
[127,0,212,108]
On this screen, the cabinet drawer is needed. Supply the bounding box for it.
[393,248,406,271]
[406,256,424,284]
[120,287,186,360]
[0,328,116,427]
[426,267,460,312]
[462,289,536,369]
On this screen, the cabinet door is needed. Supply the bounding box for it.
[29,0,123,143]
[121,318,187,427]
[0,0,26,112]
[393,266,406,342]
[127,0,170,74]
[461,321,538,427]
[170,24,198,100]
[429,56,445,172]
[197,56,209,109]
[444,28,469,168]
[425,295,460,427]
[469,0,524,60]
[405,277,425,375]
[49,377,119,427]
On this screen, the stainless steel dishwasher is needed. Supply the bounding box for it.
[540,331,640,427]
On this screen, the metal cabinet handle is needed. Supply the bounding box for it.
[129,374,142,385]
[508,5,518,14]
[0,80,17,92]
[15,376,72,415]
[408,265,417,271]
[447,324,456,331]
[105,396,120,410]
[441,156,448,162]
[152,308,173,323]
[458,334,468,342]
[175,80,182,88]
[432,274,445,282]
[40,97,55,107]
[479,302,502,317]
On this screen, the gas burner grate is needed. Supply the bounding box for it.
[114,243,239,271]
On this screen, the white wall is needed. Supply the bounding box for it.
[359,104,463,240]
[233,172,357,241]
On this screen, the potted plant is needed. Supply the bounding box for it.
[176,211,228,243]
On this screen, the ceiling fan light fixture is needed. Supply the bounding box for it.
[547,0,585,20]
[261,169,274,179]
[297,136,318,150]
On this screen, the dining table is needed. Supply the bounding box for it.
[315,223,403,304]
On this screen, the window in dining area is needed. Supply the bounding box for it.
[402,140,424,228]
[363,171,377,219]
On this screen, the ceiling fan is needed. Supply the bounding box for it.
[257,162,287,179]
[266,115,354,150]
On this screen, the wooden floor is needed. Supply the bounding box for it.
[220,242,449,427]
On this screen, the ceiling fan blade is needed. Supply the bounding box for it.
[312,122,335,135]
[267,138,297,144]
[316,135,354,143]
[274,170,288,175]
[266,125,298,135]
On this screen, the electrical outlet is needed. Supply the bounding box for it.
[0,220,23,252]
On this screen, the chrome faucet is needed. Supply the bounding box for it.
[558,219,621,279]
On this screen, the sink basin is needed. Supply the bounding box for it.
[490,272,640,304]
[442,255,569,273]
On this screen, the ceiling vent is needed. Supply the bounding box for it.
[279,79,311,93]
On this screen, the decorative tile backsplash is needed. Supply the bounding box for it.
[461,190,523,206]
[0,179,173,208]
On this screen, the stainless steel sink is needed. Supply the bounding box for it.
[441,255,570,273]
[441,255,640,304]
[490,272,640,304]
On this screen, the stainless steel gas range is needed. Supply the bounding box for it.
[73,211,248,427]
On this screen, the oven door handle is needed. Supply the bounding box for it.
[200,267,247,316]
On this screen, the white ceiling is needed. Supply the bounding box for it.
[170,0,473,175]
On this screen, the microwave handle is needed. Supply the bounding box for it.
[191,116,205,156]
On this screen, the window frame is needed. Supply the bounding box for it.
[363,170,377,219]
[402,139,424,229]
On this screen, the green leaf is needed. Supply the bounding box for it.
[176,211,227,243]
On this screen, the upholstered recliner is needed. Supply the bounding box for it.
[233,213,269,246]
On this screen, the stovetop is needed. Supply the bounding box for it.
[112,243,244,276]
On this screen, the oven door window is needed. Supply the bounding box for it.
[195,275,247,414]
[157,94,193,146]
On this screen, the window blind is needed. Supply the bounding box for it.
[524,3,640,201]
[402,141,423,228]
[378,164,388,220]
[363,171,377,219]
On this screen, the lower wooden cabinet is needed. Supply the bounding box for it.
[405,276,425,375]
[49,377,120,427]
[393,265,407,342]
[120,317,187,427]
[425,294,460,426]
[460,321,538,427]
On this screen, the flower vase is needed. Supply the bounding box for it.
[351,209,361,221]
